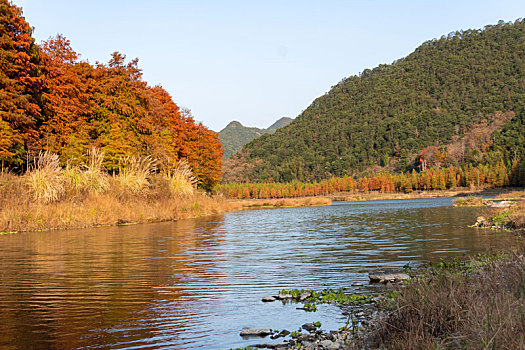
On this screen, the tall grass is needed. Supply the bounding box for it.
[64,147,109,195]
[26,151,65,203]
[1,150,238,233]
[166,159,198,198]
[116,155,157,195]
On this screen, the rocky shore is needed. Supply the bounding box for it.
[236,273,411,350]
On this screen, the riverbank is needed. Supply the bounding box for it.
[353,251,525,349]
[3,171,520,234]
[454,190,525,231]
[0,170,334,233]
[0,175,235,233]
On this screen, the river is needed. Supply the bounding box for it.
[0,198,518,349]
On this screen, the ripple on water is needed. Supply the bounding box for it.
[0,198,519,349]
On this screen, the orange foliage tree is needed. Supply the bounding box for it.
[0,0,42,167]
[0,7,223,188]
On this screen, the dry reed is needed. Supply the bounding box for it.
[367,253,525,349]
[25,151,65,203]
[165,159,198,198]
[116,155,157,195]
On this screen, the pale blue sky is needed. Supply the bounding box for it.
[12,0,525,131]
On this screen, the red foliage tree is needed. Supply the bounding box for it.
[0,0,42,166]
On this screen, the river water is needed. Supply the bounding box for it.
[0,198,518,349]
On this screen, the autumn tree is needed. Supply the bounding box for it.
[0,0,42,167]
[39,35,95,163]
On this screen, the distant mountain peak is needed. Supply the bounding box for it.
[219,117,293,158]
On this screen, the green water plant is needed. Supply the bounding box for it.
[275,287,373,312]
[303,302,317,312]
[291,330,302,338]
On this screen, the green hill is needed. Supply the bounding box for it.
[267,117,293,133]
[219,117,292,158]
[225,20,525,183]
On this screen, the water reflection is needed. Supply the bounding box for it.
[0,216,227,349]
[0,198,519,349]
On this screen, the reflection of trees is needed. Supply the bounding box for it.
[0,215,226,349]
[417,206,517,262]
[326,204,517,268]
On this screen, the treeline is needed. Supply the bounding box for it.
[218,161,525,199]
[0,1,222,189]
[224,19,525,183]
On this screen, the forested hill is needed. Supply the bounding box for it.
[219,117,292,158]
[225,20,525,183]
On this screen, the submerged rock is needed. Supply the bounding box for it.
[240,327,272,336]
[351,282,363,287]
[369,272,410,284]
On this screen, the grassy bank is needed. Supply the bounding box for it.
[0,151,334,233]
[0,172,238,234]
[329,188,481,202]
[363,252,525,349]
[0,151,240,233]
[232,196,332,209]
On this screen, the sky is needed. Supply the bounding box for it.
[12,0,525,131]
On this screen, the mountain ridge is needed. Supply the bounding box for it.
[223,19,525,183]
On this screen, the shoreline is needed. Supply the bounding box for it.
[2,187,521,234]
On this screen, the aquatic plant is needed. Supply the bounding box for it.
[303,302,317,312]
[290,330,302,338]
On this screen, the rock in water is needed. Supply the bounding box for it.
[277,293,293,300]
[299,290,312,301]
[369,272,410,283]
[262,296,276,302]
[302,323,317,332]
[271,329,291,339]
[240,328,272,336]
[489,201,512,208]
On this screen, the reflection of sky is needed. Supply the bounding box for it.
[0,198,520,349]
